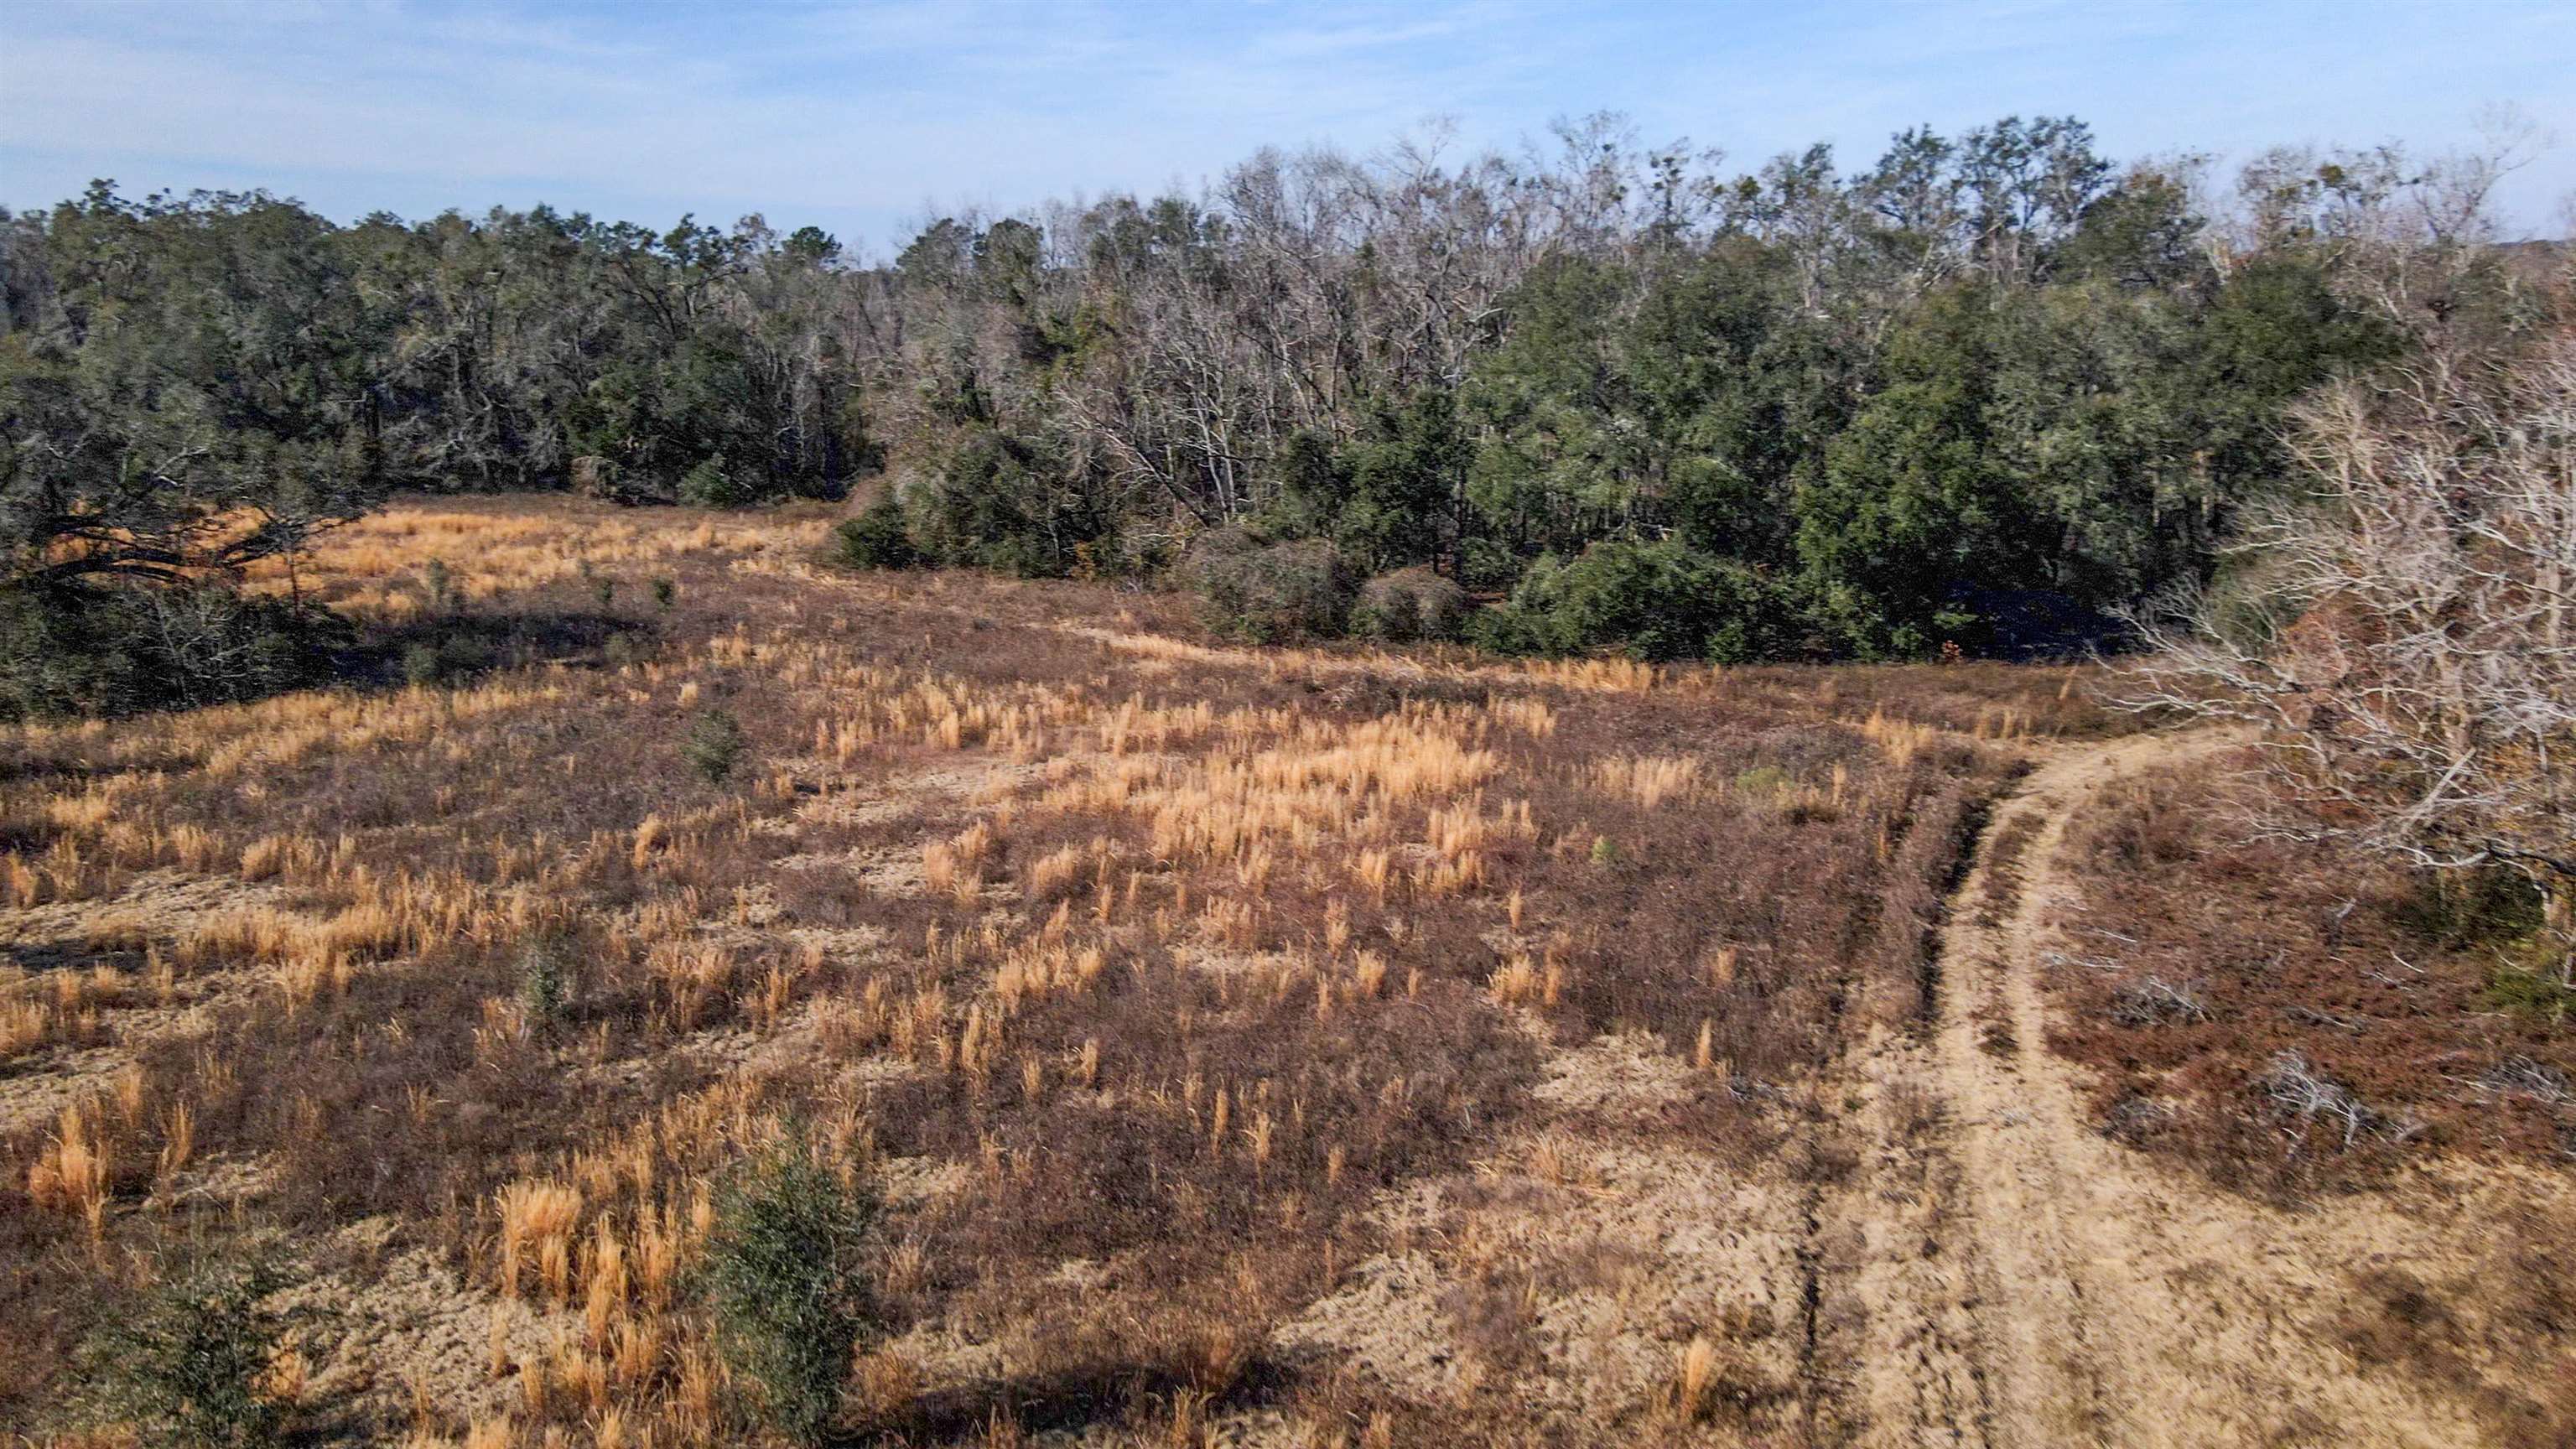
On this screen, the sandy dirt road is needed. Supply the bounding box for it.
[1831,729,2506,1449]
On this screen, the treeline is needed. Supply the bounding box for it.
[0,116,2562,705]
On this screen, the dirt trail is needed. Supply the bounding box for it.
[1837,729,2494,1449]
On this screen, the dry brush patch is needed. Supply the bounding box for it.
[2047,757,2576,1441]
[2,496,2030,1446]
[2049,759,2576,1187]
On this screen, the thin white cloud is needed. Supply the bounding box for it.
[3,0,2567,247]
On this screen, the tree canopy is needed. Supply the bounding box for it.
[0,113,2555,700]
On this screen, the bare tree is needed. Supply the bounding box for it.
[2121,332,2576,953]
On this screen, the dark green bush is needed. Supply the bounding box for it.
[1188,530,1357,642]
[0,584,345,721]
[834,499,921,570]
[422,558,456,612]
[704,1132,878,1445]
[1068,522,1172,583]
[1467,539,1800,662]
[1457,537,1524,595]
[401,632,493,688]
[1733,765,1792,796]
[2394,866,2547,948]
[678,456,752,509]
[517,934,576,1024]
[910,430,1107,577]
[1256,430,1351,543]
[1351,566,1469,642]
[79,1251,299,1447]
[683,708,749,785]
[2485,959,2576,1025]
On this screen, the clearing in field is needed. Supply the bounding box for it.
[3,497,2569,1447]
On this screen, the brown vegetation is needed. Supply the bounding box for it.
[1985,745,2576,1446]
[8,495,2563,1446]
[2052,756,2576,1193]
[0,496,2041,1446]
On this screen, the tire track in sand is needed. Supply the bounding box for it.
[1835,728,2493,1448]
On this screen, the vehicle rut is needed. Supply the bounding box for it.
[1823,728,2492,1448]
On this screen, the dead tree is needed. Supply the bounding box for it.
[2121,333,2576,957]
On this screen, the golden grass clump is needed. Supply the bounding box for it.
[1028,843,1083,897]
[631,814,666,871]
[496,1177,584,1300]
[1351,950,1389,1000]
[582,1216,631,1344]
[1353,848,1393,901]
[1514,655,1662,692]
[178,891,413,974]
[3,853,42,908]
[81,914,151,954]
[1412,849,1490,897]
[0,995,50,1052]
[648,943,733,1031]
[1490,696,1557,737]
[993,940,1109,1009]
[1675,1333,1722,1421]
[181,906,304,968]
[28,1102,111,1236]
[1972,704,2030,740]
[1861,706,1939,767]
[238,834,302,880]
[1593,753,1706,808]
[155,1101,195,1187]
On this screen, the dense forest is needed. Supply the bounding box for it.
[0,115,2562,712]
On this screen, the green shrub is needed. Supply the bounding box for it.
[1188,530,1357,642]
[400,633,493,688]
[910,429,1104,576]
[2485,961,2576,1025]
[1733,765,1792,797]
[79,1251,299,1447]
[422,557,456,612]
[1070,524,1171,583]
[678,456,751,509]
[2394,866,2547,948]
[703,1132,878,1445]
[444,635,494,677]
[1457,538,1524,595]
[1350,566,1469,642]
[834,499,921,570]
[0,584,345,721]
[518,935,576,1024]
[683,709,749,785]
[1255,430,1350,542]
[652,576,677,610]
[1468,539,1800,662]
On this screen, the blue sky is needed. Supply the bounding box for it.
[5,1,2571,255]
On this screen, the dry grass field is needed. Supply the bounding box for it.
[2,496,2568,1447]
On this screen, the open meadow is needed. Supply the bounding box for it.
[7,5,2573,1441]
[2,498,2570,1448]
